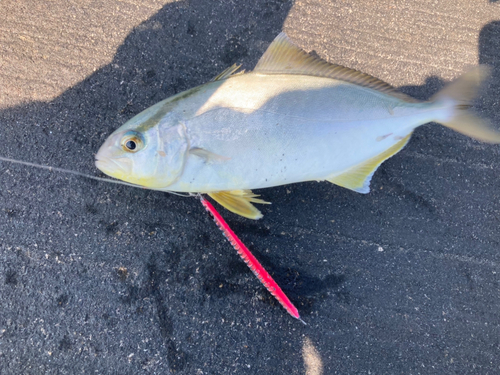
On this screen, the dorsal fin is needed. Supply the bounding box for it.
[208,190,270,220]
[212,64,244,81]
[255,32,417,103]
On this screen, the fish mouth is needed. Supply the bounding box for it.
[95,155,128,177]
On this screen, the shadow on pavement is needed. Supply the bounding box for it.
[1,1,296,374]
[2,2,500,372]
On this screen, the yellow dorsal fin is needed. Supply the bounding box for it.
[327,133,412,193]
[208,190,270,220]
[211,64,244,81]
[255,32,417,103]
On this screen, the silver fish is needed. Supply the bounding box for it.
[96,33,500,219]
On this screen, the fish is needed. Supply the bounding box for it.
[95,32,500,220]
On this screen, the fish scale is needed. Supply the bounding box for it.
[176,73,438,192]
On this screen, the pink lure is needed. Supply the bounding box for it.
[199,195,303,322]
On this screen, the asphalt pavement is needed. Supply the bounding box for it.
[1,0,500,374]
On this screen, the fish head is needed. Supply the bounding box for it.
[95,112,189,189]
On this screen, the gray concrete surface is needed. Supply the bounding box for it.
[1,0,500,374]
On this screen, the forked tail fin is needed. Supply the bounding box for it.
[432,66,500,143]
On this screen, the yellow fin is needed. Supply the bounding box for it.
[327,133,412,193]
[255,33,417,103]
[211,64,244,81]
[208,190,270,220]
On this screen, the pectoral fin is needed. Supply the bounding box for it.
[189,147,230,164]
[208,190,270,220]
[327,133,412,193]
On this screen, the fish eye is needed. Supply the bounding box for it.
[126,140,136,150]
[121,131,144,153]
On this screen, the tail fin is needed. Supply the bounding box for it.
[432,66,500,144]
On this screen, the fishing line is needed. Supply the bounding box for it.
[0,155,190,197]
[0,155,303,320]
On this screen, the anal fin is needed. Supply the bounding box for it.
[208,190,270,220]
[327,133,412,193]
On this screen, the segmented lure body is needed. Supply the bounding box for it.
[199,195,302,322]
